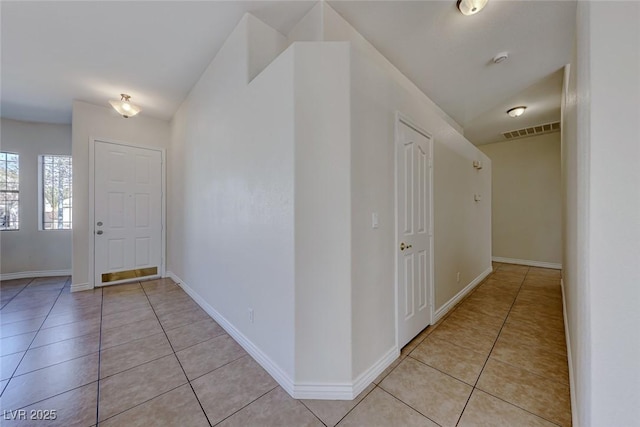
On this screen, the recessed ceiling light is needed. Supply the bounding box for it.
[493,52,509,64]
[457,0,488,16]
[507,106,527,118]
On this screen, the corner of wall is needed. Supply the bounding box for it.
[293,41,353,386]
[286,1,324,45]
[433,266,492,322]
[319,1,464,135]
[246,13,288,82]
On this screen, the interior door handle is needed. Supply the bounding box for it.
[96,230,103,235]
[400,242,412,251]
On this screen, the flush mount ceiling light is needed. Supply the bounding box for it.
[457,0,488,16]
[109,94,141,118]
[507,106,527,118]
[493,52,509,64]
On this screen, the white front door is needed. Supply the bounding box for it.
[397,118,433,348]
[94,141,163,286]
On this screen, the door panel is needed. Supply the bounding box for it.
[94,141,162,286]
[418,249,428,310]
[397,119,433,348]
[404,254,414,318]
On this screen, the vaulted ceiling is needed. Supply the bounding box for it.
[1,1,576,145]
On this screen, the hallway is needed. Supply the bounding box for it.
[0,263,570,426]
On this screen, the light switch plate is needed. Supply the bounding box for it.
[372,212,379,229]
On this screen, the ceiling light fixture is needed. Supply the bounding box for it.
[493,52,509,64]
[507,106,527,118]
[109,94,141,118]
[457,0,488,16]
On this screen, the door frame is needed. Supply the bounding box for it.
[88,137,166,288]
[394,112,435,350]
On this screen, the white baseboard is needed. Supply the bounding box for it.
[561,279,578,426]
[0,269,71,281]
[293,345,398,400]
[433,266,493,323]
[167,271,295,397]
[166,270,397,400]
[492,257,562,270]
[350,346,398,397]
[71,283,93,292]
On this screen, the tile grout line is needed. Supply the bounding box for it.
[211,384,280,426]
[0,278,35,310]
[466,270,568,426]
[484,355,571,387]
[2,282,102,405]
[8,351,101,380]
[453,266,529,427]
[372,310,453,388]
[297,400,331,427]
[458,285,569,426]
[139,280,215,427]
[0,277,36,396]
[26,326,101,351]
[5,278,68,390]
[7,381,101,413]
[96,382,189,425]
[8,273,566,426]
[333,385,380,427]
[4,281,210,420]
[140,279,284,426]
[184,353,248,384]
[307,384,382,427]
[376,383,444,427]
[471,388,564,427]
[406,326,568,421]
[475,274,571,377]
[2,279,220,421]
[406,354,478,388]
[95,284,105,425]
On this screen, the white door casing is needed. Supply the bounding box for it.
[92,140,164,287]
[396,115,434,348]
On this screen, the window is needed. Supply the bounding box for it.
[40,155,72,230]
[0,152,19,230]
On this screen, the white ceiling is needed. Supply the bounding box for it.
[0,1,316,123]
[327,0,576,144]
[1,1,576,146]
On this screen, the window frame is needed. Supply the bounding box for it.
[0,151,20,231]
[38,154,73,231]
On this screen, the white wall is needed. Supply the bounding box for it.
[291,2,492,385]
[481,133,561,266]
[0,118,72,277]
[562,42,589,427]
[585,2,640,425]
[168,7,491,398]
[318,4,491,378]
[169,14,297,380]
[563,2,640,425]
[293,43,353,384]
[71,101,170,288]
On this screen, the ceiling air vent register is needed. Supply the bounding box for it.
[502,121,560,140]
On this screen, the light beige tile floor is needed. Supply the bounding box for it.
[0,264,571,426]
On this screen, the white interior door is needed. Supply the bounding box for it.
[94,141,163,286]
[397,118,433,348]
